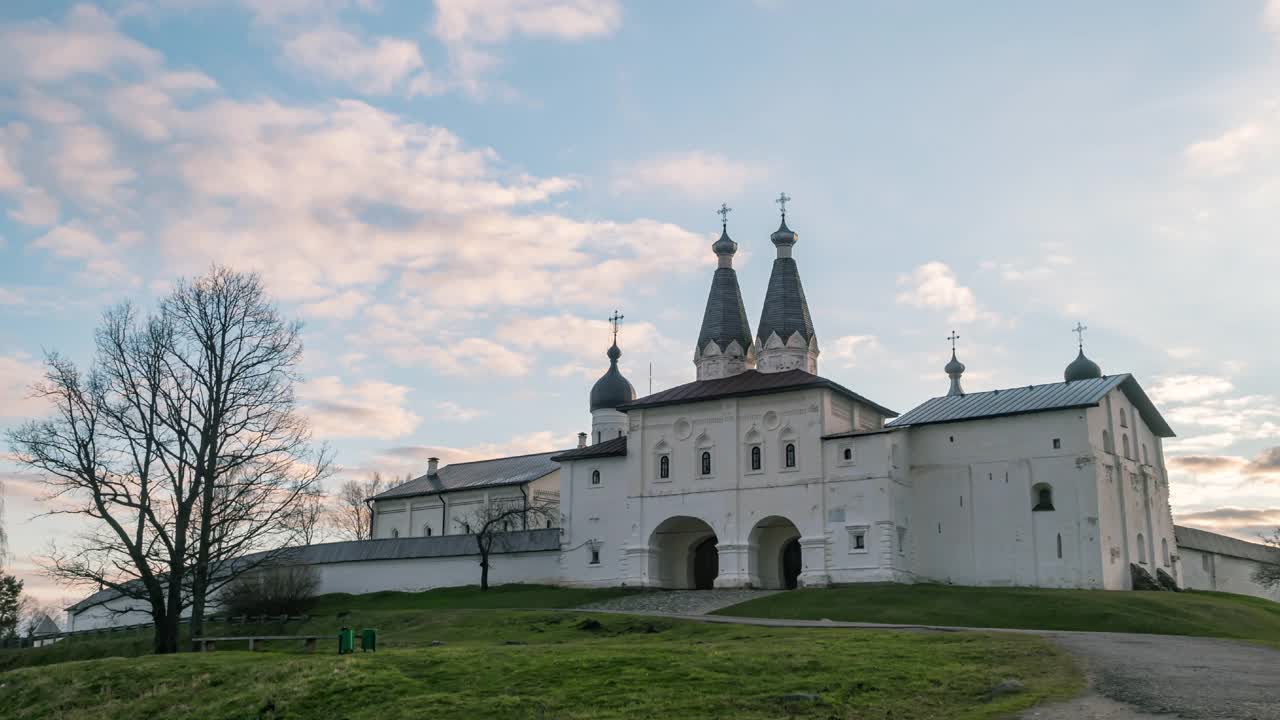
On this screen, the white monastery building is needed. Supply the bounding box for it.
[65,199,1278,630]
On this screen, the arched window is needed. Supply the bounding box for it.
[1137,533,1146,563]
[423,525,433,537]
[750,445,761,471]
[1142,444,1149,465]
[1161,538,1170,567]
[843,447,853,461]
[785,443,796,468]
[701,451,712,476]
[546,518,553,529]
[1122,434,1131,460]
[1102,429,1113,453]
[1032,483,1054,511]
[1056,533,1063,559]
[391,528,400,539]
[1119,408,1128,428]
[659,455,670,479]
[591,469,601,486]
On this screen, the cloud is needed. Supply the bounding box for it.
[1176,506,1280,541]
[298,375,422,439]
[1266,0,1280,32]
[826,335,882,369]
[0,354,49,420]
[1148,374,1235,405]
[1168,455,1245,474]
[370,429,577,476]
[282,26,433,96]
[1248,446,1280,473]
[612,151,766,199]
[895,262,995,324]
[299,289,372,320]
[0,5,161,83]
[432,400,487,422]
[495,313,679,358]
[30,223,139,287]
[1183,123,1266,178]
[433,0,623,94]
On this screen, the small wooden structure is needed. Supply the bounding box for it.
[193,635,323,653]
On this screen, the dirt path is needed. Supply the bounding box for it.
[572,592,1280,719]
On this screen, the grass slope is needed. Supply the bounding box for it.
[0,585,633,674]
[716,584,1280,644]
[1,612,1079,719]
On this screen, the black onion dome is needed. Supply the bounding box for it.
[590,342,636,411]
[770,218,797,247]
[712,228,738,256]
[944,350,965,375]
[1064,349,1102,382]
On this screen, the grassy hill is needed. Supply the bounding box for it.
[0,585,1082,719]
[715,584,1280,646]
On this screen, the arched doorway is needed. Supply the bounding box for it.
[749,516,802,589]
[693,537,719,589]
[648,516,718,589]
[781,538,802,589]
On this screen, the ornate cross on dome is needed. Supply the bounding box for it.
[776,192,791,219]
[1072,322,1088,349]
[608,310,624,343]
[947,330,960,351]
[717,202,732,229]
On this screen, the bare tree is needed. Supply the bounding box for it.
[333,473,385,541]
[7,267,328,654]
[462,498,556,591]
[1253,529,1280,590]
[0,475,8,566]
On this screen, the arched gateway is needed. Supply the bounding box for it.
[749,516,802,589]
[648,516,718,589]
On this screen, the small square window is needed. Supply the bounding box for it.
[847,526,868,553]
[589,547,600,565]
[1052,438,1061,450]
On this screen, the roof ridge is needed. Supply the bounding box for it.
[432,448,566,469]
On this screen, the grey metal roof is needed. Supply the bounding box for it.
[697,266,755,354]
[551,435,628,462]
[888,374,1175,437]
[66,529,562,613]
[31,613,61,636]
[1175,525,1280,565]
[371,450,563,501]
[756,256,815,346]
[619,369,897,418]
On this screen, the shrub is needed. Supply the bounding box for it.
[217,565,320,617]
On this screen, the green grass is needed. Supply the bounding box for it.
[0,612,1080,719]
[715,584,1280,645]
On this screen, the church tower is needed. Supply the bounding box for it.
[1064,322,1103,382]
[756,193,819,374]
[589,312,636,443]
[693,204,756,380]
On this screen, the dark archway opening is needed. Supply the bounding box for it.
[782,538,802,590]
[693,537,719,589]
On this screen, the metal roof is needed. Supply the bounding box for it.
[67,529,562,613]
[757,255,815,346]
[1175,525,1280,565]
[551,435,628,462]
[887,374,1175,437]
[619,369,898,418]
[697,266,755,354]
[371,450,563,501]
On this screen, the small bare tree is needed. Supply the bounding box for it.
[1253,529,1280,590]
[462,498,556,591]
[333,473,385,541]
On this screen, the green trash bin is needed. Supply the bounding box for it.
[338,627,355,655]
[360,628,377,652]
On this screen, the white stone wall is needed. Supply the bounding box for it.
[1179,547,1280,602]
[312,551,561,595]
[1088,389,1178,589]
[906,409,1106,588]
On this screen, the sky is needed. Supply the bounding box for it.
[2,1,1279,605]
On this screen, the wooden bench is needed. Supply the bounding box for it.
[193,635,324,653]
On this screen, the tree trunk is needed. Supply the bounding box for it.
[152,610,181,654]
[480,555,489,590]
